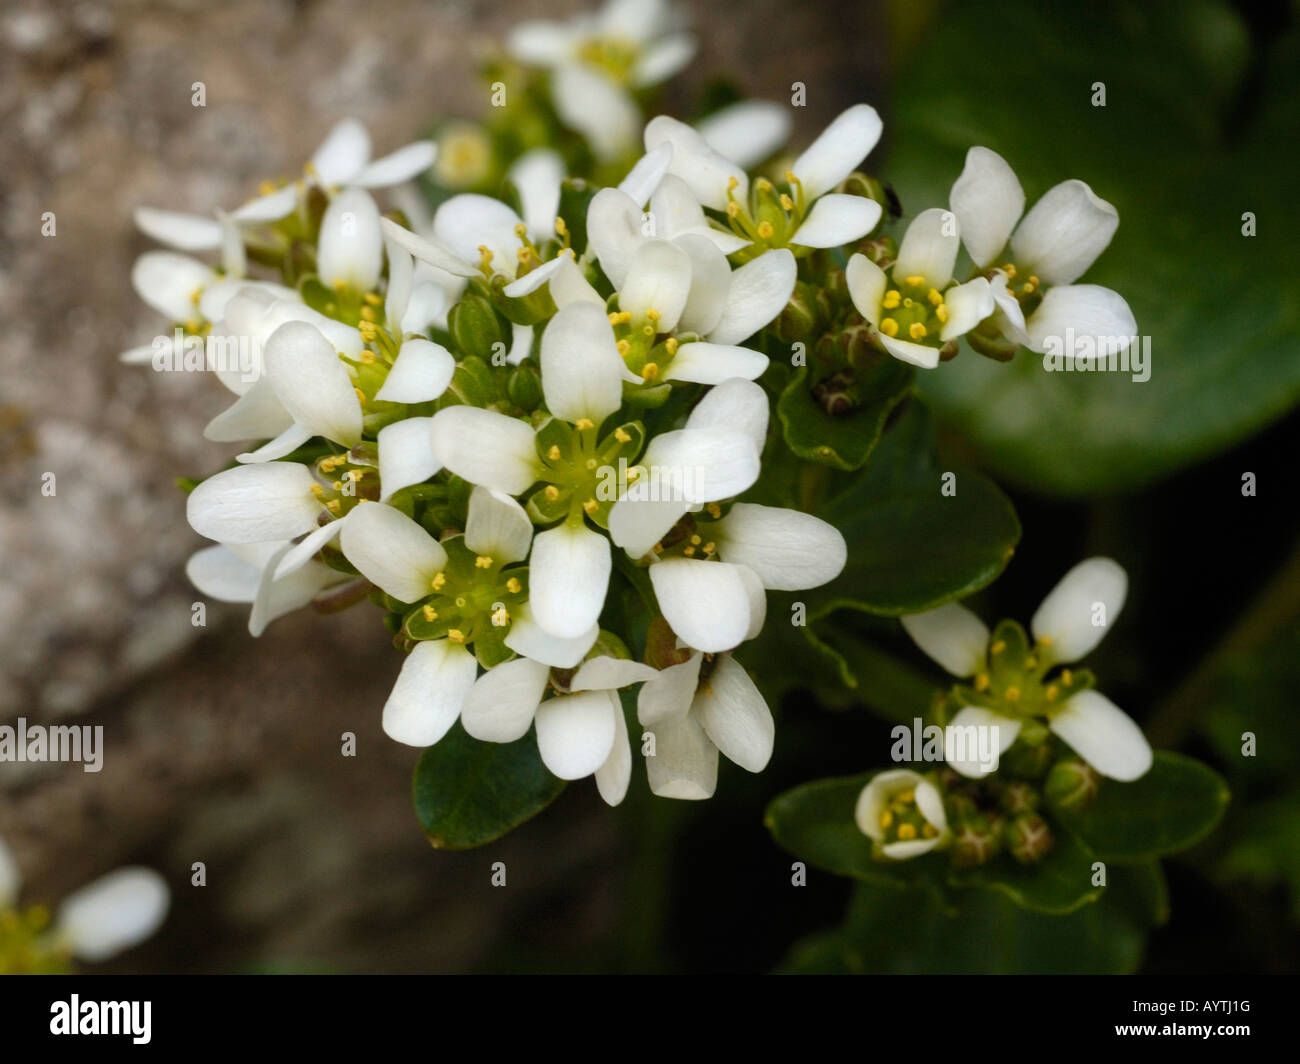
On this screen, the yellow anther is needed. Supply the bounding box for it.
[756,220,774,239]
[682,545,696,556]
[935,304,949,323]
[1061,669,1073,685]
[879,317,899,337]
[555,216,568,237]
[1005,686,1021,702]
[447,628,466,643]
[706,503,722,518]
[882,289,901,309]
[310,483,325,497]
[475,555,494,569]
[516,247,530,263]
[664,337,678,355]
[491,606,510,627]
[879,810,893,829]
[779,193,794,211]
[575,417,594,430]
[184,318,201,333]
[897,823,917,841]
[354,388,367,404]
[1024,655,1038,669]
[1002,263,1017,279]
[608,312,623,326]
[1028,275,1039,287]
[927,288,944,306]
[332,280,347,291]
[1020,281,1036,295]
[326,499,341,513]
[902,297,914,308]
[652,542,664,553]
[626,467,640,482]
[614,427,632,443]
[506,577,522,594]
[904,275,925,287]
[359,307,376,324]
[303,161,317,176]
[755,177,773,192]
[646,308,661,323]
[727,176,739,192]
[616,339,631,356]
[974,673,990,692]
[360,350,377,363]
[690,534,702,545]
[725,202,740,218]
[544,484,560,500]
[547,444,561,461]
[347,469,365,482]
[1038,634,1054,648]
[363,291,383,306]
[1045,685,1060,702]
[702,541,716,555]
[582,498,599,515]
[908,322,928,340]
[431,572,447,591]
[331,481,344,491]
[922,823,938,839]
[641,362,659,380]
[478,245,494,267]
[259,180,278,196]
[991,640,1006,655]
[189,287,203,306]
[422,605,438,622]
[359,322,377,340]
[784,169,797,183]
[898,789,915,804]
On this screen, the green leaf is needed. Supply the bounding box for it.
[889,0,1300,495]
[949,829,1101,915]
[776,361,912,470]
[1055,752,1230,861]
[809,401,1020,616]
[412,722,565,849]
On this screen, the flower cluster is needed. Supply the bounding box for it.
[121,0,1142,823]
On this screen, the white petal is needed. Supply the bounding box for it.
[248,542,338,636]
[696,100,791,169]
[535,690,618,779]
[187,462,320,543]
[894,207,959,288]
[504,602,598,668]
[507,320,534,364]
[374,338,455,403]
[641,427,760,503]
[989,271,1030,346]
[901,602,989,677]
[317,188,383,291]
[263,321,362,446]
[1025,285,1137,358]
[644,114,747,212]
[434,193,526,272]
[428,407,539,494]
[382,639,477,747]
[684,376,769,455]
[57,868,169,962]
[789,194,882,248]
[505,19,576,65]
[383,228,415,329]
[1011,179,1119,285]
[632,32,696,87]
[1031,556,1127,662]
[339,501,448,603]
[944,705,1020,778]
[379,218,478,279]
[672,232,731,336]
[650,558,752,653]
[185,545,262,603]
[637,653,703,726]
[879,332,941,369]
[1049,690,1152,782]
[715,503,846,590]
[378,417,440,501]
[310,117,371,186]
[403,280,452,332]
[0,836,18,907]
[707,248,796,345]
[230,184,298,224]
[949,146,1024,269]
[587,187,643,289]
[509,148,565,238]
[236,422,313,464]
[133,207,222,251]
[845,252,886,324]
[460,657,550,742]
[664,342,768,384]
[465,485,533,564]
[617,143,672,207]
[272,519,346,580]
[594,692,633,806]
[131,252,213,321]
[553,65,639,163]
[540,301,625,423]
[571,655,658,692]
[695,654,773,772]
[791,103,883,200]
[738,563,767,641]
[620,239,692,333]
[353,140,436,188]
[855,768,926,842]
[530,522,611,639]
[939,277,995,342]
[204,378,294,443]
[644,708,718,799]
[217,210,246,278]
[608,495,688,558]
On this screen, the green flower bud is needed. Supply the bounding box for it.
[506,361,543,412]
[1004,813,1054,864]
[966,320,1019,362]
[997,780,1041,816]
[949,811,1004,868]
[856,233,897,268]
[1044,758,1101,811]
[1000,737,1055,780]
[841,172,901,221]
[771,281,819,343]
[448,292,504,360]
[810,371,858,417]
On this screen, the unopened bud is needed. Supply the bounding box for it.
[506,361,543,412]
[997,780,1041,816]
[1044,758,1101,812]
[949,811,1004,868]
[449,292,503,357]
[1004,813,1054,864]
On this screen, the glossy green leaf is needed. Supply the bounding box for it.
[949,829,1101,915]
[776,361,912,470]
[1055,752,1230,861]
[412,722,565,849]
[808,401,1020,616]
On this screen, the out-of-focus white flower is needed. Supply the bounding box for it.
[854,769,949,859]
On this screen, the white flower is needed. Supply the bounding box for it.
[133,118,435,252]
[948,146,1136,355]
[901,557,1153,782]
[637,651,774,799]
[508,0,695,162]
[462,654,658,806]
[695,100,792,170]
[854,769,949,859]
[846,208,995,369]
[0,837,169,967]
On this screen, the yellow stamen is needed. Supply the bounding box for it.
[1061,668,1073,685]
[491,606,510,627]
[664,337,678,356]
[935,304,949,323]
[614,427,631,443]
[1005,686,1021,702]
[927,288,944,306]
[641,362,659,380]
[779,193,794,211]
[1045,685,1059,702]
[431,572,446,591]
[904,275,925,287]
[575,417,594,430]
[908,322,928,340]
[756,220,774,239]
[1002,263,1017,279]
[882,289,901,309]
[364,291,383,306]
[897,823,917,841]
[422,605,438,622]
[354,388,367,404]
[879,317,899,337]
[447,628,466,643]
[645,308,660,323]
[682,545,696,556]
[991,640,1006,655]
[690,534,702,545]
[506,577,522,594]
[725,202,740,218]
[974,673,990,691]
[310,483,325,497]
[326,499,341,513]
[582,498,599,515]
[879,810,893,829]
[547,444,561,461]
[702,541,716,555]
[359,305,376,323]
[475,555,493,569]
[706,503,722,519]
[616,339,631,356]
[544,485,560,501]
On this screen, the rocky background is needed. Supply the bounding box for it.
[0,0,884,972]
